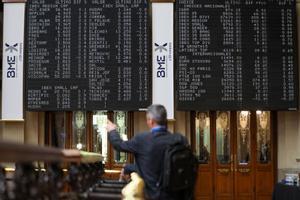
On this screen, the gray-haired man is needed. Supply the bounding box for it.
[106,104,188,199]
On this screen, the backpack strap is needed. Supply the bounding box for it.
[156,132,185,189]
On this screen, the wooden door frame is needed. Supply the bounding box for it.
[45,111,72,148]
[191,111,215,199]
[272,111,278,184]
[233,111,255,200]
[214,111,234,200]
[191,111,278,200]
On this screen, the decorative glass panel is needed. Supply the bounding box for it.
[53,112,66,148]
[92,111,108,162]
[72,111,87,151]
[256,111,271,163]
[195,112,210,164]
[114,111,128,163]
[216,111,230,164]
[237,111,251,164]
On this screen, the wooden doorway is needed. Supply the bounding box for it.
[192,111,276,200]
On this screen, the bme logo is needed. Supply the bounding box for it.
[5,43,18,53]
[155,43,167,52]
[155,43,168,78]
[5,43,18,78]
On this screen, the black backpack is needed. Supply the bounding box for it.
[159,134,198,192]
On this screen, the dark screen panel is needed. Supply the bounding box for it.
[176,0,298,110]
[26,0,150,111]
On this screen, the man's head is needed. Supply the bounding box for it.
[146,104,167,128]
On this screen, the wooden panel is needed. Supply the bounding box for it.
[235,170,253,193]
[256,195,272,200]
[234,196,252,200]
[215,196,233,200]
[194,170,213,197]
[256,170,274,194]
[215,171,233,195]
[195,196,212,200]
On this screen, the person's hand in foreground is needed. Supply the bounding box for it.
[106,119,117,132]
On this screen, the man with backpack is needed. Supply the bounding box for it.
[107,104,197,200]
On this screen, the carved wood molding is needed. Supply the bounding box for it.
[0,141,70,162]
[0,141,103,163]
[217,168,230,174]
[238,168,251,173]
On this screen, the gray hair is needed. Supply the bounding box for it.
[146,104,167,126]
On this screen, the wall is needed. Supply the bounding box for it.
[0,111,44,167]
[277,112,300,181]
[24,112,45,146]
[0,121,24,143]
[0,111,44,145]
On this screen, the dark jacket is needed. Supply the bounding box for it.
[108,129,187,200]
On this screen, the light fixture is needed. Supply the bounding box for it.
[241,111,249,116]
[76,143,83,150]
[256,110,262,115]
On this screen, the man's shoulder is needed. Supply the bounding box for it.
[173,132,186,139]
[169,132,188,145]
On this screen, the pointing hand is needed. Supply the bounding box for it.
[106,119,117,132]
